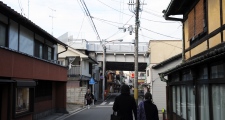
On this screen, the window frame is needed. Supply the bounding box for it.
[13,86,34,118]
[0,21,8,47]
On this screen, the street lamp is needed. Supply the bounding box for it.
[101,39,123,101]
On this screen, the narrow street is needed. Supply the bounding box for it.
[63,93,163,120]
[64,93,118,120]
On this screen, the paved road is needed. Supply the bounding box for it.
[64,93,118,120]
[64,93,162,120]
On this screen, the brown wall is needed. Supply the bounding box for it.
[55,82,67,113]
[0,48,67,81]
[1,84,9,120]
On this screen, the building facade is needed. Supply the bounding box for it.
[58,45,99,104]
[0,1,68,120]
[145,40,182,111]
[160,0,225,120]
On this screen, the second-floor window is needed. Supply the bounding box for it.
[47,46,53,60]
[0,22,6,47]
[34,41,43,59]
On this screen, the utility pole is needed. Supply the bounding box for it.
[134,0,140,105]
[128,0,140,105]
[102,45,106,101]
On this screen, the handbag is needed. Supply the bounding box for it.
[110,111,121,120]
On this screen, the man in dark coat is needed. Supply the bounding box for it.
[113,85,137,120]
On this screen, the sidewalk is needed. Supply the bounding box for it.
[39,103,84,120]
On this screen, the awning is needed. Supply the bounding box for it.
[0,79,36,87]
[0,79,15,83]
[15,80,36,87]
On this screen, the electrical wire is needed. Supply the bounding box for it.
[96,0,176,23]
[79,0,101,41]
[76,14,85,39]
[92,16,181,40]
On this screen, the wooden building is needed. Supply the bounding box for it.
[160,0,225,120]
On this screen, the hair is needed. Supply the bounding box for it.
[120,85,130,94]
[144,92,152,100]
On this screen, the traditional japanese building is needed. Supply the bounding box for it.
[0,1,68,120]
[160,0,225,120]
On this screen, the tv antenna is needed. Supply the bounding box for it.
[49,7,56,36]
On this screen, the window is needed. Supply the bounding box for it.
[198,85,209,120]
[182,70,193,81]
[9,20,18,50]
[34,41,43,59]
[176,86,181,115]
[147,70,149,76]
[89,63,92,74]
[181,86,187,119]
[187,86,196,120]
[19,26,34,56]
[212,84,225,120]
[211,63,224,79]
[16,88,30,114]
[0,22,6,47]
[198,66,208,80]
[172,86,176,113]
[47,46,53,60]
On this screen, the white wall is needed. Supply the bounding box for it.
[151,57,182,111]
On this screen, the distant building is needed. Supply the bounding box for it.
[0,1,68,120]
[145,40,182,112]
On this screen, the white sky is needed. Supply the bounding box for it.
[2,0,182,42]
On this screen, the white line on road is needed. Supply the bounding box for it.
[96,106,112,108]
[109,102,114,105]
[100,102,107,105]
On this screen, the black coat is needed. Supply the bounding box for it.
[113,93,137,120]
[144,100,159,120]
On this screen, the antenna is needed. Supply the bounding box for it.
[49,7,56,36]
[28,0,29,19]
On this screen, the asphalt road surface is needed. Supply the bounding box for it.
[64,93,118,120]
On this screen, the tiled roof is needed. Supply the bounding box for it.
[160,43,225,76]
[0,1,67,47]
[152,53,182,69]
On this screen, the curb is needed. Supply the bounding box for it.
[55,107,86,120]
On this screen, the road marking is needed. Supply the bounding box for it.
[96,106,112,108]
[100,102,107,105]
[109,102,114,105]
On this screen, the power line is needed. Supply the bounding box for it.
[79,0,101,41]
[96,0,176,23]
[92,16,181,40]
[76,14,85,39]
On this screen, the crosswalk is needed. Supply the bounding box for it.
[96,102,114,107]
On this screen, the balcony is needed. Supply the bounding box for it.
[68,65,80,77]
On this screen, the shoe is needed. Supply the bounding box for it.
[88,105,90,109]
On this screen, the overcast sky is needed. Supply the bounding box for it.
[2,0,182,42]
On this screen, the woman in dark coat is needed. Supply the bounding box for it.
[137,92,159,120]
[113,85,137,120]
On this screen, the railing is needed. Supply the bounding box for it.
[68,65,80,77]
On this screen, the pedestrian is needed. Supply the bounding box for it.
[113,84,137,120]
[85,89,94,109]
[137,92,159,120]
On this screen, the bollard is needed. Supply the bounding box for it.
[162,108,165,120]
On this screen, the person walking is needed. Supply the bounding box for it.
[85,89,94,109]
[113,84,137,120]
[137,92,159,120]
